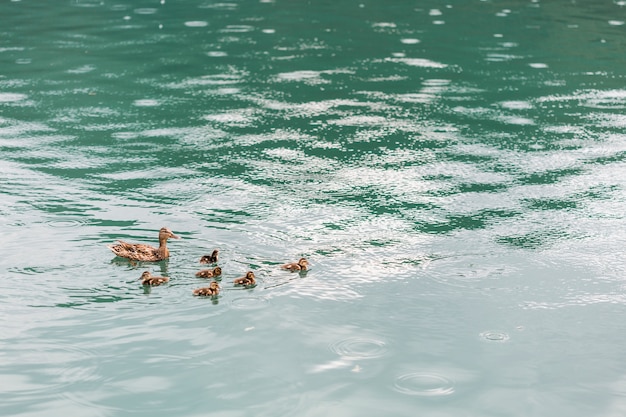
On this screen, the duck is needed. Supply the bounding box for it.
[233,271,256,287]
[193,281,220,297]
[199,249,219,264]
[140,271,170,286]
[108,227,180,262]
[195,266,222,278]
[281,257,309,272]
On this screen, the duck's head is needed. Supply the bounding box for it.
[159,227,180,240]
[210,281,220,291]
[298,258,309,269]
[246,271,255,279]
[213,267,222,275]
[140,271,151,280]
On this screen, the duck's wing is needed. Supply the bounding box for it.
[281,262,300,271]
[235,278,254,286]
[233,277,245,285]
[108,241,159,261]
[144,277,169,285]
[193,287,213,296]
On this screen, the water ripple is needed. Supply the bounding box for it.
[393,372,455,397]
[329,337,388,360]
[2,342,102,396]
[230,296,269,310]
[184,21,208,27]
[0,93,28,103]
[480,331,510,342]
[45,218,89,228]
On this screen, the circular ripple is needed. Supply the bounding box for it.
[45,218,85,228]
[329,337,388,360]
[393,373,455,397]
[480,331,510,342]
[230,296,269,310]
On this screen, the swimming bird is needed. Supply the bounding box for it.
[107,227,180,262]
[199,249,219,264]
[281,258,309,272]
[193,281,220,297]
[140,271,170,286]
[195,266,222,278]
[233,271,256,287]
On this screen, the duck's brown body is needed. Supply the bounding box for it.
[140,271,170,286]
[195,267,222,278]
[108,227,179,262]
[233,271,256,287]
[281,258,309,272]
[193,281,220,297]
[199,250,219,264]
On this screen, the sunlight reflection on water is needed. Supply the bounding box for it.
[3,0,626,415]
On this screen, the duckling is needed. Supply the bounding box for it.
[195,266,222,278]
[108,227,180,262]
[199,249,219,264]
[140,271,170,286]
[281,257,309,272]
[233,271,256,287]
[193,281,220,297]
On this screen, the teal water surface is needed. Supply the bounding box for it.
[2,0,626,415]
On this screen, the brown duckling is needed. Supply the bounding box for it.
[108,227,180,262]
[281,257,309,272]
[199,249,219,264]
[233,271,256,287]
[195,266,222,278]
[140,271,170,286]
[193,281,220,297]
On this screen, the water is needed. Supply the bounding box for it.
[2,0,626,415]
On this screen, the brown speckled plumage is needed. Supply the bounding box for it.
[195,266,222,278]
[199,249,219,264]
[140,271,170,286]
[281,258,309,272]
[233,271,256,287]
[108,227,179,262]
[193,281,220,297]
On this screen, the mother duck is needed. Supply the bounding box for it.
[108,227,180,262]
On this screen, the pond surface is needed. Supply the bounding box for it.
[2,1,626,416]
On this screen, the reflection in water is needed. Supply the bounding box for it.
[2,0,626,416]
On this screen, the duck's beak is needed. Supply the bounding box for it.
[161,227,180,239]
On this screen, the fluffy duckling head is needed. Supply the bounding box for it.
[140,271,152,280]
[298,258,309,270]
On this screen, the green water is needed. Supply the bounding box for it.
[2,0,626,415]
